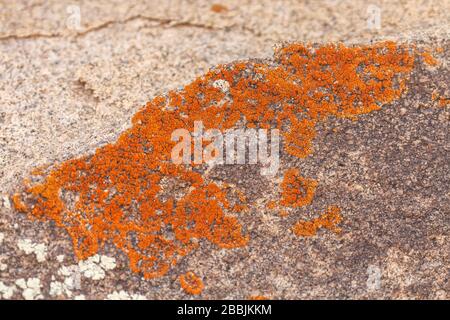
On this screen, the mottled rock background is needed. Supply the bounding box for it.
[0,0,448,299]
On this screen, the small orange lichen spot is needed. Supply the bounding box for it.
[30,164,49,176]
[292,206,342,237]
[180,271,204,295]
[431,91,449,107]
[12,193,27,213]
[211,3,228,13]
[279,209,289,217]
[280,169,317,208]
[22,177,31,188]
[267,200,277,210]
[248,295,269,300]
[431,91,439,101]
[421,51,439,66]
[235,189,247,203]
[439,97,449,107]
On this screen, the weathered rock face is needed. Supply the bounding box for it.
[0,1,448,300]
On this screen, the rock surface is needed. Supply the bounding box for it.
[0,0,448,299]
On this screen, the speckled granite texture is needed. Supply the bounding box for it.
[0,0,448,299]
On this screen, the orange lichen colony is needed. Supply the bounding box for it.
[292,206,342,237]
[15,42,420,279]
[179,271,204,295]
[280,169,317,208]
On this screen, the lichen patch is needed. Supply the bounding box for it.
[13,42,434,284]
[17,239,47,263]
[15,278,42,300]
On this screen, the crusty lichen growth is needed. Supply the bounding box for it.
[420,51,439,67]
[292,206,342,237]
[179,271,204,295]
[14,42,430,280]
[280,169,317,208]
[12,193,27,213]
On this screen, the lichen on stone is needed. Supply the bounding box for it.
[13,41,433,282]
[179,271,204,295]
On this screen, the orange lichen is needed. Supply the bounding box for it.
[280,169,317,208]
[279,209,288,217]
[267,200,277,210]
[438,97,449,107]
[432,91,438,101]
[431,91,449,107]
[211,4,228,13]
[12,193,27,213]
[30,164,50,176]
[292,206,342,237]
[248,295,270,300]
[15,42,422,279]
[420,51,439,66]
[180,271,204,295]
